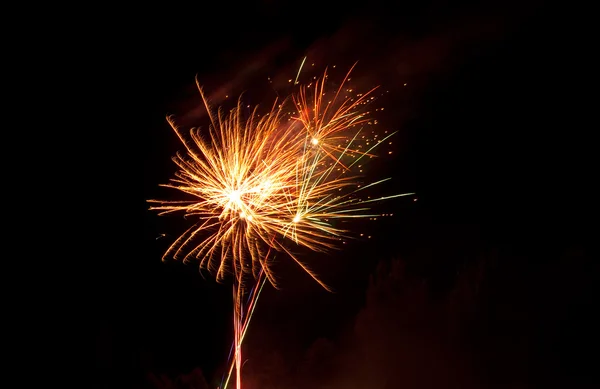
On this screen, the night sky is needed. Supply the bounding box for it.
[93,1,594,388]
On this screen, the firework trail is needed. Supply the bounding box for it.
[149,63,414,388]
[220,271,267,389]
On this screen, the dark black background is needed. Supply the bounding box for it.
[86,1,594,388]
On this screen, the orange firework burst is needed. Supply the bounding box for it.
[148,65,412,292]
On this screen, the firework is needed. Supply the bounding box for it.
[149,64,413,388]
[149,65,410,289]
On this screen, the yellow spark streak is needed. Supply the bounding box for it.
[294,56,307,85]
